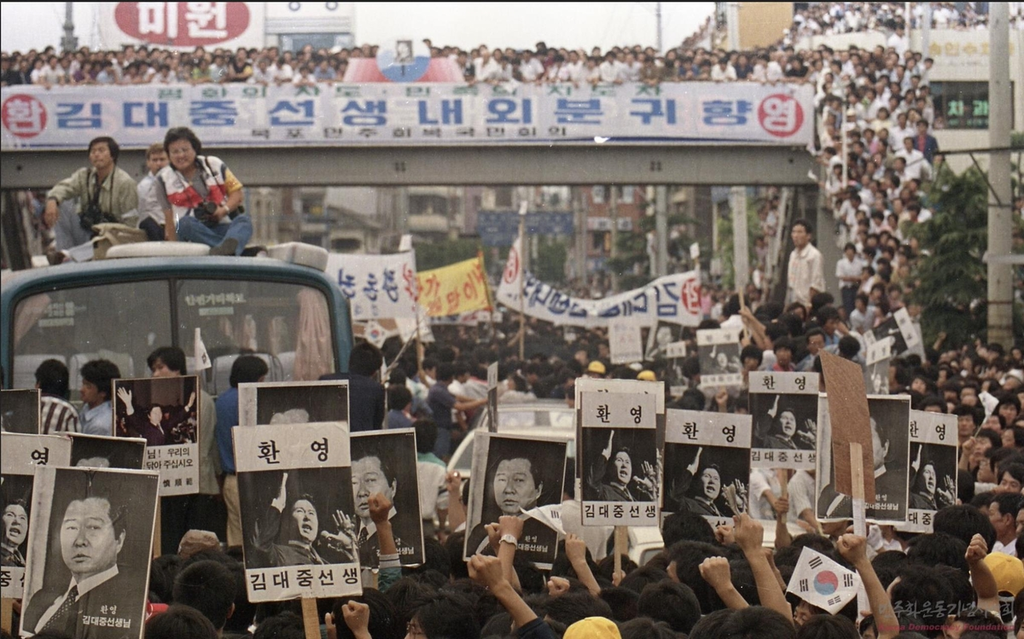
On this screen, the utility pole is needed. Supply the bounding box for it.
[921,3,932,58]
[574,187,586,282]
[987,2,1013,347]
[656,2,663,54]
[655,185,669,277]
[609,185,619,292]
[730,186,749,291]
[61,2,78,53]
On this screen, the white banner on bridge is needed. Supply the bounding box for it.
[1,82,814,149]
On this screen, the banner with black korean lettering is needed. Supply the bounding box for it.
[0,433,71,598]
[350,429,424,568]
[238,380,350,427]
[0,83,814,149]
[663,410,752,530]
[816,394,911,525]
[113,376,199,497]
[234,421,359,602]
[579,390,658,527]
[899,411,958,534]
[749,372,819,470]
[464,432,567,569]
[697,328,743,389]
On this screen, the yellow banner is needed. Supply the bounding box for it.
[417,256,492,317]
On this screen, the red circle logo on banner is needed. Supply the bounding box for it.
[503,246,520,285]
[1,94,47,139]
[758,94,804,138]
[680,278,701,316]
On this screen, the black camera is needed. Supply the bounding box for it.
[195,201,245,228]
[79,201,105,232]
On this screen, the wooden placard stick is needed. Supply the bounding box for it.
[301,597,320,639]
[1,598,13,634]
[776,468,789,524]
[613,526,628,578]
[849,442,867,537]
[152,502,162,559]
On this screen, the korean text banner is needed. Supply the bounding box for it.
[417,256,491,318]
[1,82,814,149]
[497,268,701,328]
[326,252,419,321]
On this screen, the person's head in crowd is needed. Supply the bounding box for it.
[773,336,795,370]
[172,559,236,631]
[147,346,187,377]
[637,580,701,634]
[906,532,968,574]
[230,355,268,388]
[144,604,219,639]
[741,345,764,372]
[405,591,480,639]
[996,461,1024,493]
[618,617,677,639]
[666,540,725,614]
[34,358,70,399]
[252,611,305,639]
[388,385,413,414]
[350,341,384,379]
[599,586,640,622]
[435,363,455,384]
[1001,426,1024,451]
[889,565,956,638]
[661,510,716,548]
[999,396,1022,425]
[934,504,997,550]
[838,336,860,360]
[989,493,1024,546]
[545,591,615,627]
[412,419,437,455]
[795,613,859,639]
[719,605,796,639]
[79,359,120,408]
[563,615,621,639]
[791,218,814,250]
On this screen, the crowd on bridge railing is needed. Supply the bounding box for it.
[1,1,1014,91]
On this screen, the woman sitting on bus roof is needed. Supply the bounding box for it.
[154,126,251,256]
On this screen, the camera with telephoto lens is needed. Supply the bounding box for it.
[196,201,244,228]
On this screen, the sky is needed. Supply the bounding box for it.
[1,2,715,53]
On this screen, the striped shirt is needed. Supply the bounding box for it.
[40,395,79,434]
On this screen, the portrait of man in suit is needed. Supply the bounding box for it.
[351,447,400,567]
[22,490,136,637]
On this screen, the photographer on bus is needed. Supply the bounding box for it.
[42,136,139,263]
[155,127,251,256]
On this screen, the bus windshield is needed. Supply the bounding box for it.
[10,276,336,394]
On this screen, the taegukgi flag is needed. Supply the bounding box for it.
[786,547,860,614]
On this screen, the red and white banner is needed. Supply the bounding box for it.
[98,3,265,50]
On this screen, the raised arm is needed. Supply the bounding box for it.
[837,534,899,639]
[733,514,792,623]
[699,556,749,609]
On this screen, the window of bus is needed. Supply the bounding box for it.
[175,279,336,394]
[11,281,173,392]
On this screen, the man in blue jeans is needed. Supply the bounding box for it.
[154,126,251,256]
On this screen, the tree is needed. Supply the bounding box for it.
[909,165,989,346]
[415,238,484,271]
[606,212,694,291]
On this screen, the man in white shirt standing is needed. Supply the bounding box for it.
[710,58,737,82]
[136,143,169,241]
[518,50,544,84]
[787,218,826,310]
[897,137,931,182]
[835,242,865,317]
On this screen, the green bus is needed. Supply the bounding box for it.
[2,253,353,397]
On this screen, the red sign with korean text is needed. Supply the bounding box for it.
[114,2,251,47]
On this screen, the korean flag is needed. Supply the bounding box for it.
[785,547,860,615]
